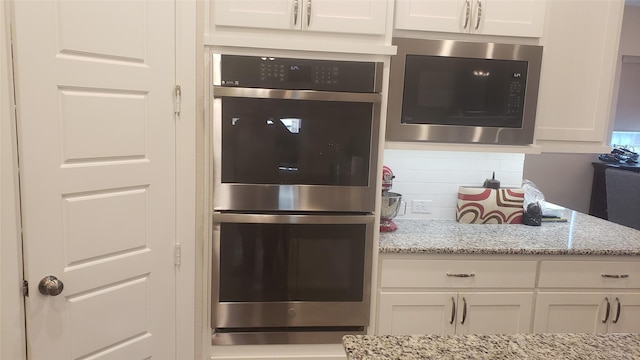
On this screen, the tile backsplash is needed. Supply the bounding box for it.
[383,149,525,220]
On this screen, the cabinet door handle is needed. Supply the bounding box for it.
[293,0,299,26]
[460,297,468,325]
[449,296,456,324]
[613,297,621,324]
[306,0,312,27]
[475,0,482,30]
[446,273,475,278]
[603,297,611,323]
[463,0,471,29]
[601,274,630,279]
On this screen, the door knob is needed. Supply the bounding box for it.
[38,276,64,296]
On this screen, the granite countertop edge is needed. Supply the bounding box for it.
[342,333,640,360]
[378,209,640,256]
[378,246,640,256]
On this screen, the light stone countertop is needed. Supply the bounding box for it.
[379,208,640,256]
[342,333,640,360]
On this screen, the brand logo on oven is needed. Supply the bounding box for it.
[513,73,522,78]
[221,80,240,86]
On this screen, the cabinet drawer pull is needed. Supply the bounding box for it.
[601,274,630,279]
[603,297,611,323]
[475,0,482,30]
[449,296,456,324]
[306,0,312,27]
[613,297,621,324]
[446,273,475,278]
[293,0,299,26]
[463,0,471,29]
[460,297,468,325]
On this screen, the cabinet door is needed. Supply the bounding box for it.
[607,293,640,333]
[455,292,534,334]
[213,0,300,31]
[394,0,467,33]
[534,0,624,151]
[473,0,545,37]
[377,292,457,335]
[305,0,387,35]
[533,293,609,333]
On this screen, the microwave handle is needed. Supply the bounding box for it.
[212,86,381,103]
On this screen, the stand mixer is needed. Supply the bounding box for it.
[381,166,402,232]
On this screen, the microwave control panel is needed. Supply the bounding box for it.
[218,55,380,93]
[507,81,524,115]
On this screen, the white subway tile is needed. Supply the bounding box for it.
[382,149,525,220]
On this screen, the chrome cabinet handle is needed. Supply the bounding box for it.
[603,297,611,323]
[463,0,471,29]
[601,274,630,279]
[306,0,312,27]
[447,273,475,278]
[460,297,468,324]
[613,297,621,324]
[449,297,456,324]
[293,0,299,26]
[38,275,64,296]
[475,0,482,30]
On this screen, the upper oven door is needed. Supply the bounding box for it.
[211,58,382,213]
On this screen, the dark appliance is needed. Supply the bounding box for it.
[210,54,382,344]
[387,37,543,145]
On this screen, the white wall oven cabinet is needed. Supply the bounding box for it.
[210,54,383,345]
[212,0,387,35]
[533,260,640,334]
[394,0,546,38]
[375,256,536,335]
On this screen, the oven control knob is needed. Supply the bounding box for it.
[288,308,296,318]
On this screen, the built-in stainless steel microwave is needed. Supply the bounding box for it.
[387,38,543,145]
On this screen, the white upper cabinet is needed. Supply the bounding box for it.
[213,0,387,35]
[533,0,625,153]
[394,0,546,38]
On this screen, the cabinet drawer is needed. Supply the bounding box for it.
[538,261,640,289]
[379,259,537,289]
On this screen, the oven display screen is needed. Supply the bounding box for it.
[288,64,310,82]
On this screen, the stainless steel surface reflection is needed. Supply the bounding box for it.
[210,55,381,344]
[387,37,543,145]
[211,213,375,345]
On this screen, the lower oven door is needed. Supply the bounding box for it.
[211,212,374,342]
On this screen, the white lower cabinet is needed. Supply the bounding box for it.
[456,292,534,334]
[533,292,640,334]
[376,255,640,338]
[378,291,533,335]
[533,292,640,333]
[375,255,537,335]
[533,259,640,333]
[533,292,609,333]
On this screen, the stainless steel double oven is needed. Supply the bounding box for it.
[210,54,382,344]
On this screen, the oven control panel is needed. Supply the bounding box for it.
[218,55,380,93]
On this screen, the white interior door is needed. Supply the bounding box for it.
[13,1,177,359]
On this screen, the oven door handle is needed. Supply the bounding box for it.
[213,86,381,103]
[212,212,376,225]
